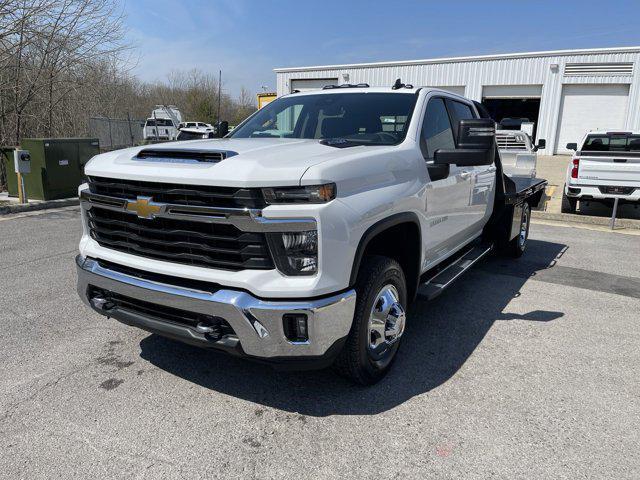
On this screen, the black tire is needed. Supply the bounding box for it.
[561,188,578,214]
[502,202,531,258]
[334,255,407,385]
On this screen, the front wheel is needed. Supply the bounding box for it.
[334,256,407,385]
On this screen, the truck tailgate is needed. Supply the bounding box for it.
[577,153,640,187]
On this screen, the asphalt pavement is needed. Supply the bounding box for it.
[1,207,638,479]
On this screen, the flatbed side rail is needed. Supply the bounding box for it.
[503,177,547,205]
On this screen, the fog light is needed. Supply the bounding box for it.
[283,313,308,342]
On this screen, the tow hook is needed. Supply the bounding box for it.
[195,321,223,340]
[90,296,114,312]
[195,322,216,334]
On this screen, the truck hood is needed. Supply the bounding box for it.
[84,138,373,187]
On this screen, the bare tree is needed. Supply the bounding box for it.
[0,0,130,143]
[233,86,257,125]
[0,1,259,188]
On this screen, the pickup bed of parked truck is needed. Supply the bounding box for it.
[76,83,546,384]
[563,131,640,213]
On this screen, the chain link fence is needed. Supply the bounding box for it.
[88,116,145,151]
[0,149,9,191]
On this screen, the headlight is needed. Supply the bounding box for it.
[262,183,336,204]
[267,230,318,275]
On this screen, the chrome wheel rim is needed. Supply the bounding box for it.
[519,206,530,249]
[367,284,406,360]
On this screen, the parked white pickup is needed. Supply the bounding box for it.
[76,85,546,384]
[563,131,640,213]
[496,130,545,178]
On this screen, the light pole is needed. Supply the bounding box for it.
[217,70,222,127]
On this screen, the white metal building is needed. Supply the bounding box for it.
[274,47,640,154]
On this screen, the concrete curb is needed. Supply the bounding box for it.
[0,197,79,215]
[532,210,640,230]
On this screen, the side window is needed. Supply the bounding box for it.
[421,98,455,159]
[447,100,475,141]
[449,100,475,122]
[473,101,493,120]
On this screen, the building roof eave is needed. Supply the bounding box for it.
[273,46,640,73]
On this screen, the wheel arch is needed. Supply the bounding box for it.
[349,212,422,302]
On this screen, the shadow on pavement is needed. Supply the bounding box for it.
[577,200,640,220]
[139,239,566,417]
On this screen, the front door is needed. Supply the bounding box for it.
[420,96,474,268]
[445,98,497,231]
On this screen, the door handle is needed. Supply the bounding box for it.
[460,171,472,179]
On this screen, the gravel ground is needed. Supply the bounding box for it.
[1,208,638,479]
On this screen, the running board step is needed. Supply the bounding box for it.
[417,244,493,300]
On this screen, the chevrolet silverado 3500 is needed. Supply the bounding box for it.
[77,84,546,384]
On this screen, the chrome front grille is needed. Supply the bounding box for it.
[88,176,266,209]
[85,177,274,271]
[496,134,527,151]
[87,208,273,270]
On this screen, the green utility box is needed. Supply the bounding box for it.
[1,138,100,200]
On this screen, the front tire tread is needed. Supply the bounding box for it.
[334,255,406,385]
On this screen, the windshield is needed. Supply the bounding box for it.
[582,134,640,152]
[229,92,417,146]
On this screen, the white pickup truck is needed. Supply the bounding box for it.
[76,84,546,384]
[563,132,640,213]
[495,130,545,178]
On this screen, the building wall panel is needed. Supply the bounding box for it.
[275,48,640,153]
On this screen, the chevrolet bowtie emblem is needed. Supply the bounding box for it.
[126,196,164,219]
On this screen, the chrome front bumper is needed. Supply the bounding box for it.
[76,256,356,360]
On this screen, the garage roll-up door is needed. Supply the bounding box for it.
[482,85,542,99]
[555,84,630,154]
[290,78,338,92]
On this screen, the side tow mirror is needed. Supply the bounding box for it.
[534,138,546,151]
[434,119,495,166]
[217,121,229,138]
[566,142,577,151]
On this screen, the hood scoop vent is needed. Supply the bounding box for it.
[135,149,236,164]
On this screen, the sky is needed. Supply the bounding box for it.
[122,0,640,98]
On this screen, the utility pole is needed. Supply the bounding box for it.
[17,171,26,203]
[127,112,134,146]
[217,69,222,127]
